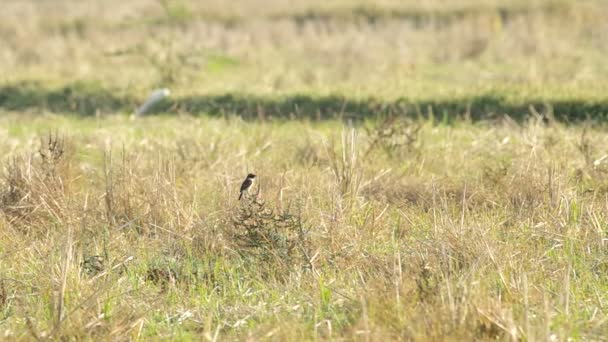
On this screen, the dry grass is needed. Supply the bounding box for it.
[1,0,607,100]
[1,0,608,340]
[0,113,607,340]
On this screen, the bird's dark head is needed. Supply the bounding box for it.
[247,173,256,179]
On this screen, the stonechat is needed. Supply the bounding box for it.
[238,173,256,200]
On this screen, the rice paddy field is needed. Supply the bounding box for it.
[1,0,608,340]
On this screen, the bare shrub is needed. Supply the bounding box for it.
[230,197,311,279]
[38,132,66,178]
[0,134,72,232]
[364,115,422,158]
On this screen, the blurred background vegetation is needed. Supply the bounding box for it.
[1,0,607,119]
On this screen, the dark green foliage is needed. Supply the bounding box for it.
[1,81,608,122]
[0,81,130,115]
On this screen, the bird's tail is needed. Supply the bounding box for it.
[238,192,243,200]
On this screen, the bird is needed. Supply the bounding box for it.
[134,88,171,117]
[238,173,256,200]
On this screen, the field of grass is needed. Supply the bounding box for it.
[1,0,608,340]
[2,0,608,119]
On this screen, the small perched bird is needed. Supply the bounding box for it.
[238,173,256,200]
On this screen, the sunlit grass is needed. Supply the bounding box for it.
[0,113,607,339]
[1,0,608,340]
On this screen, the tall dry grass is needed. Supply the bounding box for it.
[0,113,606,339]
[1,0,607,340]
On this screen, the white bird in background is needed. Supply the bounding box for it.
[134,88,170,117]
